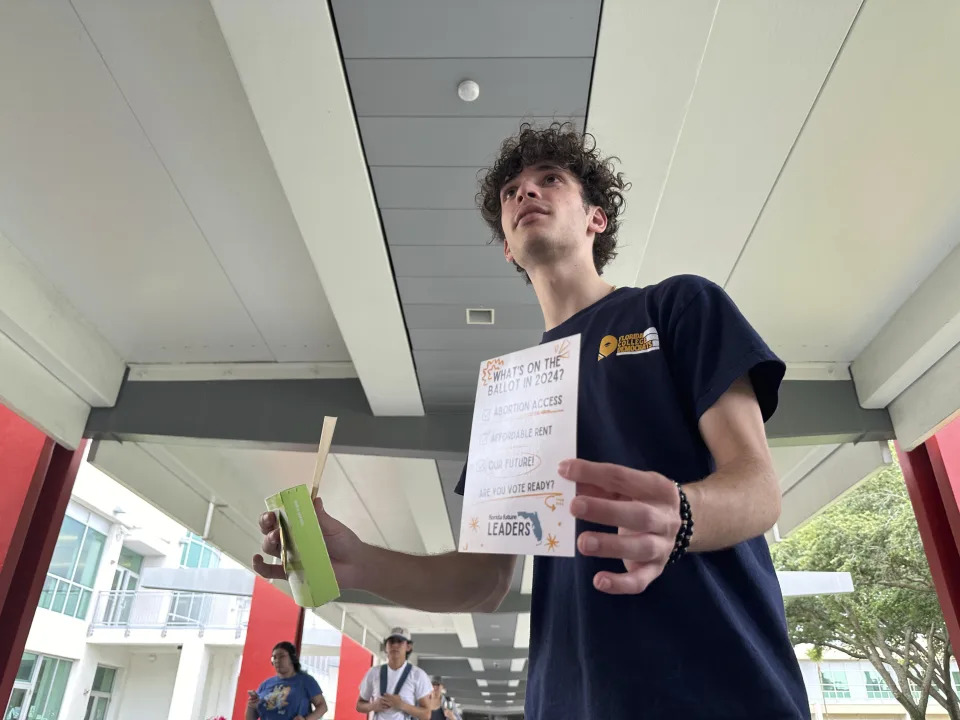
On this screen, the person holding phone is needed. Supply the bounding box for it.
[246,641,326,720]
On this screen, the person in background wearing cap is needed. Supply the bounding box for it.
[426,677,461,720]
[356,627,432,720]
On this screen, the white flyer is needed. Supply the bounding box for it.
[459,334,580,557]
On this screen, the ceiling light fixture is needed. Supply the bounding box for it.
[458,79,480,102]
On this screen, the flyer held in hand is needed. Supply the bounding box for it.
[459,334,580,557]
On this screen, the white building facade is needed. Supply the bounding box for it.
[4,459,341,720]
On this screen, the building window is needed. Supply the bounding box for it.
[169,534,220,626]
[38,514,107,620]
[82,666,116,720]
[820,670,851,700]
[4,652,72,720]
[953,670,960,695]
[864,670,894,699]
[179,533,220,569]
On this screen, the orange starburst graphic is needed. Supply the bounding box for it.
[553,339,571,359]
[469,517,480,532]
[546,534,559,552]
[480,357,505,386]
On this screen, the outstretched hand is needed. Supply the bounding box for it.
[252,497,364,589]
[560,458,681,595]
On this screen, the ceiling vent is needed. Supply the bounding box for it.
[466,308,495,325]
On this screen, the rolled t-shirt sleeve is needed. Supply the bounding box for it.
[414,668,433,701]
[359,667,375,700]
[660,275,785,423]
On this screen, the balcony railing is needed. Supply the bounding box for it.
[88,590,250,638]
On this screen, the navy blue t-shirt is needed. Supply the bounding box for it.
[456,275,808,719]
[256,672,322,720]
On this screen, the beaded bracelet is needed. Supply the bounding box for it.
[668,483,694,564]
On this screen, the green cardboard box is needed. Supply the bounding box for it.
[265,484,340,607]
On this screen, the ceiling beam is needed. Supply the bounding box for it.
[209,0,423,416]
[411,634,528,660]
[889,339,960,451]
[0,230,124,408]
[338,589,531,614]
[852,241,960,409]
[765,380,892,446]
[0,330,90,449]
[85,376,892,453]
[85,377,470,460]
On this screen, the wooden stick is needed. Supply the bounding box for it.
[311,416,337,500]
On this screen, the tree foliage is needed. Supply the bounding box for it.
[771,451,955,720]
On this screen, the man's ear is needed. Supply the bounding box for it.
[503,239,514,263]
[588,206,608,235]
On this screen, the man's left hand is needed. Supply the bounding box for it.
[559,459,682,595]
[382,694,403,710]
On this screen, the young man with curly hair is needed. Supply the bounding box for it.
[254,123,809,719]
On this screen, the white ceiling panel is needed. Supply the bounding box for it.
[383,209,492,247]
[590,0,719,291]
[634,0,861,287]
[727,0,960,363]
[332,0,600,59]
[0,0,282,363]
[70,0,349,364]
[360,117,580,168]
[345,58,591,117]
[334,454,428,554]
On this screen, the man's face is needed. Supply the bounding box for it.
[498,163,607,276]
[386,637,410,660]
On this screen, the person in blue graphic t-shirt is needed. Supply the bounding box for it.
[253,123,809,719]
[246,641,326,720]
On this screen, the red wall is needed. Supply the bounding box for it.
[334,634,373,720]
[901,416,960,653]
[232,577,305,720]
[0,403,52,607]
[0,405,82,708]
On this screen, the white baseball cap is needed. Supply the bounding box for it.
[386,626,412,642]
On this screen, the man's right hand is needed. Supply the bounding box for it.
[373,697,391,712]
[252,497,364,589]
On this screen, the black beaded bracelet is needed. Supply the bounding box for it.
[668,483,694,564]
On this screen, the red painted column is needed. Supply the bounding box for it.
[334,634,373,720]
[900,417,960,652]
[0,403,85,707]
[232,577,306,720]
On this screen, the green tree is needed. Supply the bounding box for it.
[771,452,957,720]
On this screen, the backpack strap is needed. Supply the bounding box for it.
[393,662,414,695]
[380,663,388,696]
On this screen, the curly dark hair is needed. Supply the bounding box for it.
[477,122,628,282]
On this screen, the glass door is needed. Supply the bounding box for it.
[82,695,109,720]
[82,666,116,720]
[104,548,143,625]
